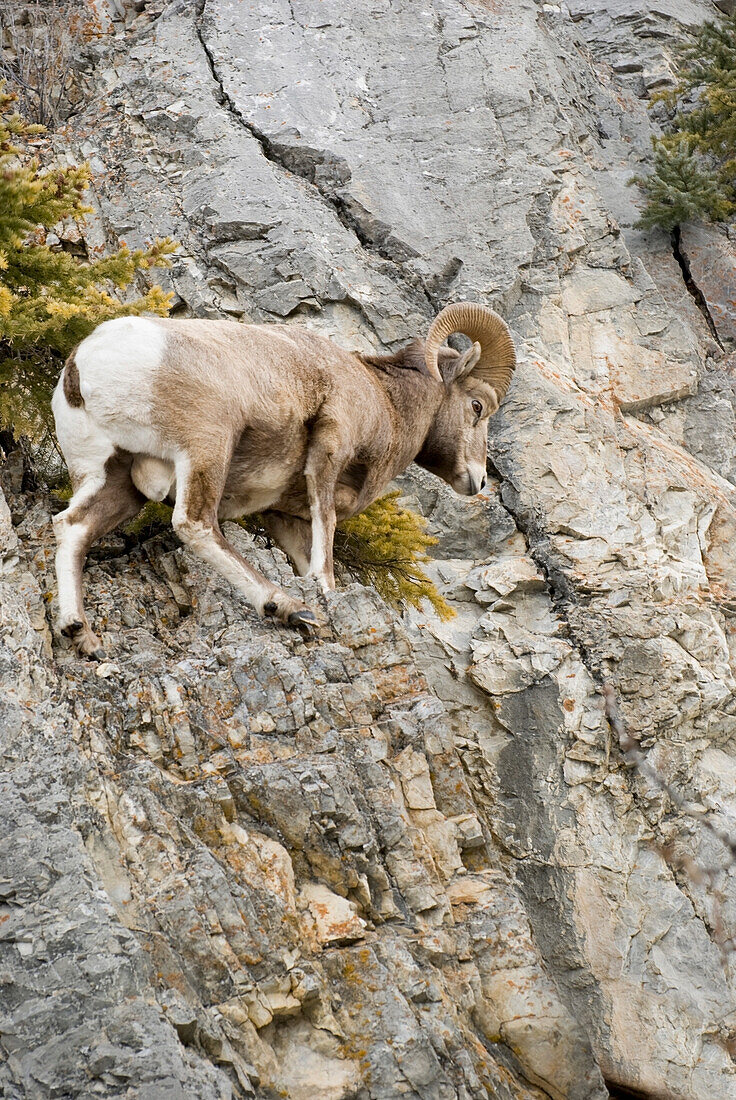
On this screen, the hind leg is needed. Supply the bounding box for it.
[54,451,145,658]
[261,512,312,576]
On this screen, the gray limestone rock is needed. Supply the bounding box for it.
[3,1,736,1098]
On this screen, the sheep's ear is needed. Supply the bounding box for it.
[441,341,481,383]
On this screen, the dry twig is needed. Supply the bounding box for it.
[0,1,78,127]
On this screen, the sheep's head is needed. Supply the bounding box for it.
[416,303,516,496]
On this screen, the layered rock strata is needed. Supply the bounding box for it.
[2,1,736,1097]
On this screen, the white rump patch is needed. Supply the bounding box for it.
[51,376,115,487]
[74,316,168,454]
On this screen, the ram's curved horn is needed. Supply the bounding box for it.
[424,302,516,401]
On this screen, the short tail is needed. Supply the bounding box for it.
[62,347,84,408]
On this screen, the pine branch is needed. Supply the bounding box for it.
[0,81,178,436]
[631,14,736,230]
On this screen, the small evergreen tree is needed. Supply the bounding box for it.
[0,82,176,438]
[632,136,734,231]
[632,14,736,230]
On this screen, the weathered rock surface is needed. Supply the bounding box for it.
[2,492,603,1099]
[3,0,736,1098]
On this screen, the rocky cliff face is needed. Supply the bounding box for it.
[2,1,736,1098]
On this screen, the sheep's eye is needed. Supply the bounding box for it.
[471,400,483,417]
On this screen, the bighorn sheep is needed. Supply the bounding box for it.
[52,302,515,657]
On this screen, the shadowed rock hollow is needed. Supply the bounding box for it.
[2,1,736,1098]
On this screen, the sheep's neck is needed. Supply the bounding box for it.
[377,368,444,472]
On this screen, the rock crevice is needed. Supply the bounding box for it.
[671,225,725,350]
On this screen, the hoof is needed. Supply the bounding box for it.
[288,609,319,633]
[61,620,106,660]
[264,601,278,616]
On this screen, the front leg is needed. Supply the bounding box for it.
[303,423,346,593]
[173,455,318,630]
[305,479,337,592]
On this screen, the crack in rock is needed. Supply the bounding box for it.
[671,225,725,351]
[193,1,437,312]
